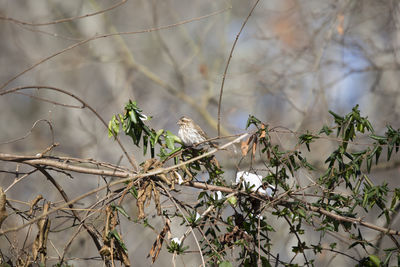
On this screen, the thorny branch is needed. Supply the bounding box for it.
[0,128,399,238]
[0,133,249,235]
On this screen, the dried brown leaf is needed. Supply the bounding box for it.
[144,182,153,208]
[241,140,249,156]
[120,249,131,266]
[102,205,112,240]
[28,194,43,216]
[252,141,257,157]
[148,218,171,263]
[158,173,171,185]
[182,164,193,180]
[260,124,266,138]
[337,14,344,35]
[165,218,171,240]
[33,202,51,263]
[169,172,175,190]
[211,156,220,168]
[142,158,162,172]
[241,135,254,156]
[137,181,152,219]
[0,187,8,228]
[100,245,111,257]
[136,186,147,220]
[152,184,162,216]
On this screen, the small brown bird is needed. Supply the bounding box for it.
[177,116,212,147]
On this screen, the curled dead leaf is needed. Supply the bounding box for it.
[152,184,162,216]
[136,181,156,219]
[241,135,253,156]
[260,124,266,139]
[28,194,43,216]
[157,173,171,185]
[168,172,176,190]
[0,187,7,228]
[141,158,161,172]
[33,202,51,264]
[145,182,153,208]
[252,141,257,157]
[100,245,111,257]
[136,185,147,220]
[148,218,171,263]
[101,206,131,266]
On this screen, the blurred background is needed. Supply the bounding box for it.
[1,0,400,266]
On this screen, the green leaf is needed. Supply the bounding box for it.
[166,136,175,150]
[108,116,120,138]
[319,125,333,136]
[109,229,128,252]
[368,255,381,266]
[298,132,318,151]
[383,251,393,266]
[129,186,138,199]
[113,205,131,220]
[370,134,387,142]
[142,124,154,138]
[387,144,394,161]
[365,120,374,133]
[366,156,372,173]
[154,129,164,145]
[260,257,272,267]
[374,146,382,164]
[298,208,306,218]
[219,261,233,267]
[246,115,261,129]
[108,120,114,138]
[129,110,137,124]
[329,110,344,123]
[227,196,237,206]
[165,130,177,150]
[143,135,148,155]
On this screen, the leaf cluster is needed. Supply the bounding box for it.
[105,103,400,266]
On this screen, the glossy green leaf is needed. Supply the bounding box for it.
[129,110,137,124]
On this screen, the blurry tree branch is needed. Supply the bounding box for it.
[0,8,230,91]
[0,86,139,170]
[0,0,127,26]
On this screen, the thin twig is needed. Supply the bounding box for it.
[159,183,205,267]
[0,119,54,145]
[0,8,230,91]
[217,0,260,136]
[0,0,127,26]
[0,86,138,170]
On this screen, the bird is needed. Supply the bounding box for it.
[177,116,215,148]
